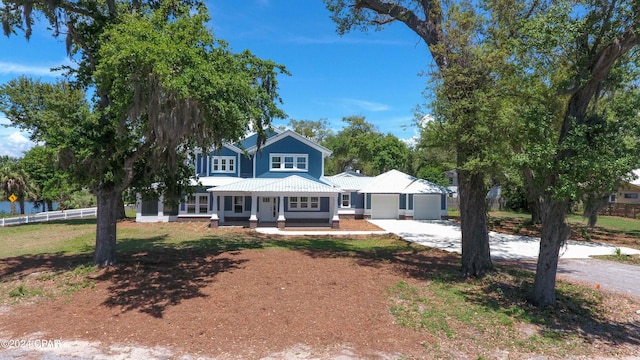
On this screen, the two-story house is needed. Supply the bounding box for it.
[136,129,449,227]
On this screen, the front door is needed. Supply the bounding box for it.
[258,197,277,222]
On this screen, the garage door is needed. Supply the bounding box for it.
[371,194,398,219]
[413,194,441,220]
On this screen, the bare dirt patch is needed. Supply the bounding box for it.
[1,220,640,359]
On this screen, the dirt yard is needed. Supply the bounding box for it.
[1,219,639,359]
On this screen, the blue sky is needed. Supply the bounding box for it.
[0,0,435,157]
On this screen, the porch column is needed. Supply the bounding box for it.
[158,195,164,219]
[249,194,258,229]
[331,194,340,229]
[219,195,225,224]
[277,195,286,229]
[209,194,219,228]
[135,193,142,222]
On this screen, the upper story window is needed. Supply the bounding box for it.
[270,153,308,172]
[211,156,235,173]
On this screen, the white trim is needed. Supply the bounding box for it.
[182,193,210,215]
[340,193,351,208]
[233,195,245,214]
[288,196,320,211]
[211,156,236,174]
[270,153,309,172]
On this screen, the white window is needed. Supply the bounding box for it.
[184,194,209,215]
[270,154,308,172]
[233,196,244,213]
[341,193,350,208]
[289,196,319,211]
[186,195,196,214]
[211,156,235,173]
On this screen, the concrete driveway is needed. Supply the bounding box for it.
[368,219,640,260]
[370,219,640,297]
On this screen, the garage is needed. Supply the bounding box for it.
[370,194,398,219]
[413,194,441,220]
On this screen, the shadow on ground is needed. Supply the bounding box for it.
[1,231,638,348]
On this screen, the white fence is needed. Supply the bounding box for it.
[0,207,98,227]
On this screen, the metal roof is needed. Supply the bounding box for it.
[189,176,243,187]
[358,169,449,194]
[208,175,341,193]
[631,169,640,186]
[326,175,375,190]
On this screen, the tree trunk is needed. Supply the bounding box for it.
[116,193,126,220]
[532,198,571,306]
[9,201,16,214]
[583,194,609,229]
[46,200,53,212]
[18,199,25,214]
[94,188,119,266]
[458,169,492,277]
[522,169,541,223]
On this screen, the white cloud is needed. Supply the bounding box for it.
[0,131,35,158]
[0,61,64,77]
[342,98,390,112]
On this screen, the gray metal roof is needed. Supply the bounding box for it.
[326,175,375,190]
[358,169,448,194]
[208,175,341,193]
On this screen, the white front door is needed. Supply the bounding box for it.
[258,197,277,222]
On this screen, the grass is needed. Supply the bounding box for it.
[488,210,640,234]
[592,247,640,265]
[386,266,625,358]
[1,219,638,358]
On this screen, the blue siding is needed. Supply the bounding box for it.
[409,194,414,210]
[237,129,279,150]
[320,197,329,212]
[209,194,213,209]
[351,192,364,209]
[244,196,251,210]
[224,196,232,211]
[399,194,406,210]
[366,193,371,210]
[196,153,202,175]
[209,147,237,157]
[240,155,253,178]
[254,135,323,179]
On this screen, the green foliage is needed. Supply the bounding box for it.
[0,0,289,263]
[323,116,409,176]
[287,118,333,144]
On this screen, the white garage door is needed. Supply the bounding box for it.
[371,194,398,219]
[413,194,441,220]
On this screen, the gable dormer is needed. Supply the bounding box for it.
[248,130,332,180]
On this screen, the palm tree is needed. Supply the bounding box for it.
[0,157,31,214]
